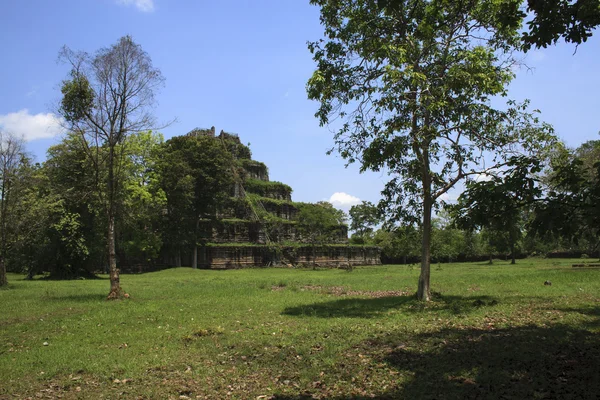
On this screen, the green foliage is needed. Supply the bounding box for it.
[59,74,94,123]
[156,134,235,251]
[522,0,600,50]
[244,178,292,199]
[530,141,600,251]
[307,0,556,299]
[240,159,268,177]
[377,0,600,50]
[349,201,381,242]
[118,131,166,263]
[450,156,543,263]
[296,202,347,246]
[222,136,252,160]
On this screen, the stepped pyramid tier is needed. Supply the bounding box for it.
[165,128,381,269]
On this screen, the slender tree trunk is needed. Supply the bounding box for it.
[417,193,432,301]
[510,241,516,265]
[192,218,199,269]
[106,146,122,300]
[489,254,493,265]
[417,154,432,301]
[0,179,9,287]
[176,248,181,267]
[0,258,6,287]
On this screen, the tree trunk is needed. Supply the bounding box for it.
[417,193,432,301]
[192,244,198,269]
[0,257,7,287]
[489,254,493,265]
[176,248,181,267]
[106,212,122,299]
[510,241,516,265]
[106,146,122,300]
[0,179,8,287]
[192,218,199,269]
[417,154,432,301]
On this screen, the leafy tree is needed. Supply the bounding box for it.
[118,131,166,266]
[0,130,26,287]
[42,133,106,276]
[530,142,600,254]
[431,222,466,264]
[9,160,83,279]
[450,156,542,264]
[297,201,347,265]
[58,36,165,299]
[349,201,381,243]
[378,0,600,50]
[522,0,600,50]
[156,135,235,269]
[374,225,421,264]
[307,0,555,300]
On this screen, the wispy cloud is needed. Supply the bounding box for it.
[116,0,155,13]
[0,109,64,141]
[529,49,547,63]
[328,192,361,210]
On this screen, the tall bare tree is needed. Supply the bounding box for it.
[58,36,165,299]
[0,129,25,287]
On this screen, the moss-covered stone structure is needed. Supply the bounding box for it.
[176,127,380,268]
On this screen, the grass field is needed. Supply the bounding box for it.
[1,259,599,399]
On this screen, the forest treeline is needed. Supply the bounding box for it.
[349,140,600,264]
[0,130,248,279]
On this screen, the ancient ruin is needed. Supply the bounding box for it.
[176,127,381,268]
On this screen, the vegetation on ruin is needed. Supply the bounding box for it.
[243,178,293,198]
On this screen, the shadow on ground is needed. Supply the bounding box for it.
[282,294,499,318]
[274,305,600,399]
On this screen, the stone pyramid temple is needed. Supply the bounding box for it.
[178,127,380,268]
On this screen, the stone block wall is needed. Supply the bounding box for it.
[195,245,381,269]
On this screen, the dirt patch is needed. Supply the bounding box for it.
[302,285,411,298]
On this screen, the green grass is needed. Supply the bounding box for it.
[1,258,599,399]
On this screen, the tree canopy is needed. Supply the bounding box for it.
[58,36,165,299]
[307,0,555,300]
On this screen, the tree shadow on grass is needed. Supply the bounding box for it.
[272,322,600,399]
[556,305,600,329]
[282,294,500,318]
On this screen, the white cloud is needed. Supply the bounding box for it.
[116,0,155,12]
[0,109,64,141]
[529,49,547,63]
[474,173,494,182]
[328,192,361,209]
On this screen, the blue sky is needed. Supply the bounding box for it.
[0,0,598,211]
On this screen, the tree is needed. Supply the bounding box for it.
[118,131,166,266]
[58,36,165,299]
[431,219,467,264]
[156,135,234,269]
[307,0,555,300]
[378,0,600,50]
[450,156,542,264]
[42,132,106,277]
[522,0,600,50]
[7,157,90,279]
[349,200,381,243]
[0,130,25,287]
[297,201,347,265]
[530,141,600,254]
[374,225,421,264]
